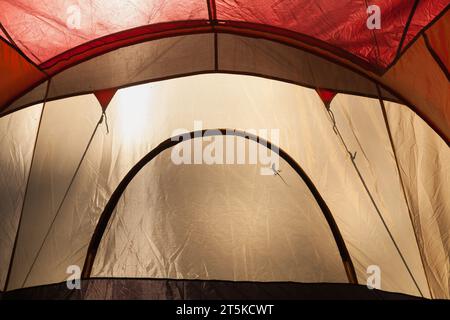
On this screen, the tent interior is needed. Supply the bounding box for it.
[0,1,449,300]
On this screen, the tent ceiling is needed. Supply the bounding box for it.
[0,0,447,68]
[0,1,448,143]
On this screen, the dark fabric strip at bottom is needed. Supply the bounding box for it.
[2,278,422,300]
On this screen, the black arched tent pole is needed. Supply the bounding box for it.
[82,129,358,284]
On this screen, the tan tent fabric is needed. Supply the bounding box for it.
[384,101,450,299]
[329,94,431,297]
[2,74,446,298]
[0,104,42,291]
[7,95,102,290]
[2,33,399,117]
[92,138,348,283]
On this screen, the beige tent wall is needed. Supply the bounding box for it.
[329,94,430,297]
[384,101,450,299]
[0,104,42,291]
[7,96,102,290]
[92,138,348,283]
[3,74,446,298]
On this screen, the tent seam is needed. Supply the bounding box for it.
[376,85,434,298]
[324,99,424,297]
[20,113,104,288]
[3,78,52,292]
[422,33,450,81]
[394,0,420,60]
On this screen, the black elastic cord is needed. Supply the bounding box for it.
[325,105,424,297]
[20,113,104,288]
[376,85,433,298]
[101,111,109,134]
[4,79,52,291]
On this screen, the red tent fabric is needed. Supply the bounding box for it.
[0,0,447,67]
